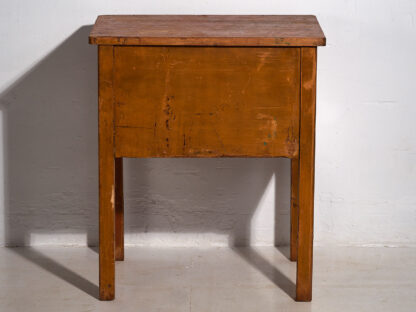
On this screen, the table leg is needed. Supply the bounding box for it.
[98,45,115,300]
[115,157,124,261]
[290,157,299,262]
[296,47,316,302]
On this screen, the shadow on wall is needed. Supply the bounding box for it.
[0,24,295,299]
[1,26,99,246]
[0,25,292,249]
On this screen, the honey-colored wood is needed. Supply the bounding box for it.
[98,45,115,301]
[296,47,317,302]
[113,46,300,158]
[89,15,326,47]
[290,157,299,262]
[115,158,124,261]
[91,15,325,303]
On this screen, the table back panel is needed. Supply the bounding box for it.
[113,46,300,158]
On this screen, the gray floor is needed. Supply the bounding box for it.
[0,246,415,311]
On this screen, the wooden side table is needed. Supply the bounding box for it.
[89,15,326,301]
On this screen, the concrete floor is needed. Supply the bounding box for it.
[0,246,415,311]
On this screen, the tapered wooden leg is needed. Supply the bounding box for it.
[296,47,317,302]
[98,45,115,301]
[290,157,299,262]
[115,158,124,261]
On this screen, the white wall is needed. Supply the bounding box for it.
[0,1,415,247]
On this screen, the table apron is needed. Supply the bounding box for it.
[112,46,301,158]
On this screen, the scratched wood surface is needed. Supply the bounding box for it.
[92,14,325,302]
[89,15,326,46]
[113,46,300,158]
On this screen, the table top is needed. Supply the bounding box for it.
[89,15,326,46]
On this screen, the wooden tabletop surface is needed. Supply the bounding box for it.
[89,15,326,46]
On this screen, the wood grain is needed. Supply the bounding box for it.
[113,46,300,158]
[98,45,115,301]
[290,157,299,262]
[92,14,324,302]
[89,15,326,47]
[115,157,124,261]
[296,47,317,302]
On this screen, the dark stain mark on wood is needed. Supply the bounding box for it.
[113,46,301,158]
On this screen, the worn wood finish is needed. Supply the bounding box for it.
[296,47,317,302]
[290,157,299,262]
[89,15,326,47]
[91,15,325,302]
[98,45,115,300]
[114,46,300,158]
[115,158,124,261]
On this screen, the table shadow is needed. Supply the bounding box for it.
[10,247,99,298]
[0,25,295,299]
